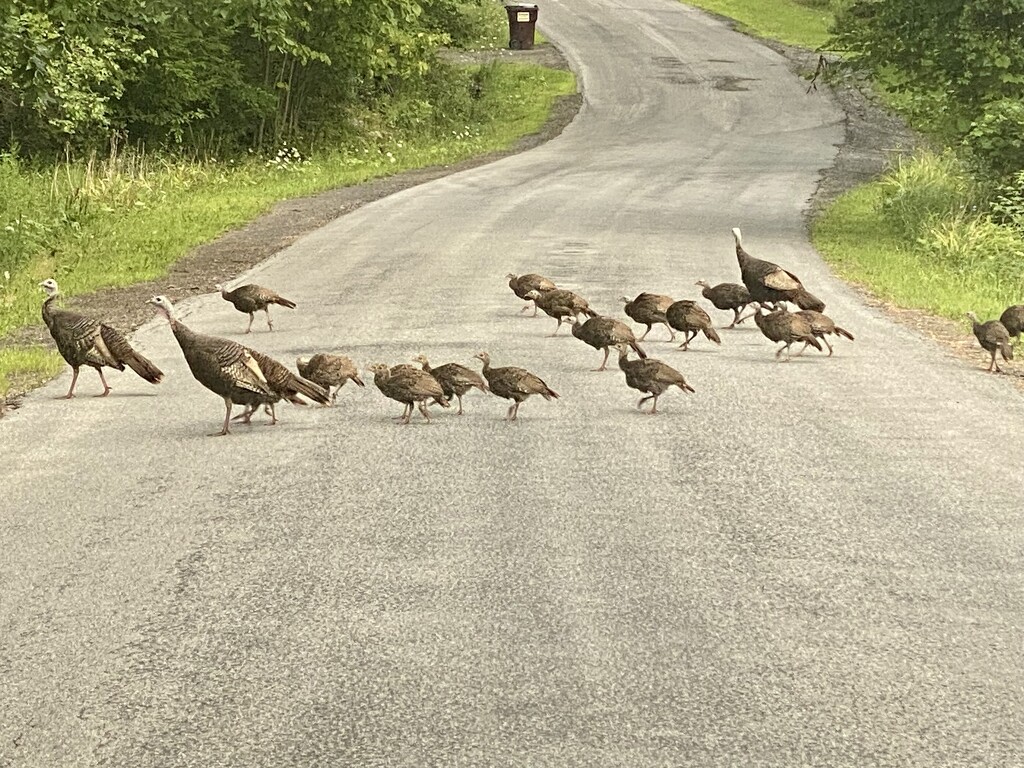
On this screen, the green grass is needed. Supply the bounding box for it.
[679,0,834,50]
[814,181,1024,322]
[0,346,64,395]
[0,61,576,391]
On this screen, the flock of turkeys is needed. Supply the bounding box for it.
[25,227,1024,433]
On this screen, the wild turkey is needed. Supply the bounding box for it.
[296,353,364,403]
[40,278,164,399]
[751,303,822,361]
[475,351,558,422]
[694,280,753,328]
[665,300,722,350]
[794,310,855,356]
[413,354,488,415]
[567,315,646,370]
[999,305,1024,342]
[232,349,331,424]
[368,363,449,424]
[148,295,277,435]
[216,282,297,333]
[619,292,676,340]
[615,343,694,414]
[732,228,825,312]
[524,288,598,336]
[966,312,1013,373]
[507,273,557,316]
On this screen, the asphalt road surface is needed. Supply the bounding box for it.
[3,0,1023,765]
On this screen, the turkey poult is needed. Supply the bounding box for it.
[368,363,449,424]
[794,310,855,356]
[524,289,598,336]
[40,278,164,399]
[751,303,822,361]
[475,351,559,422]
[732,228,825,312]
[507,273,557,316]
[296,353,364,403]
[966,312,1013,373]
[615,343,694,414]
[0,393,22,418]
[999,305,1024,342]
[232,349,331,424]
[694,280,753,328]
[665,300,722,350]
[413,355,488,415]
[216,282,297,333]
[148,295,277,435]
[619,292,676,340]
[567,315,646,371]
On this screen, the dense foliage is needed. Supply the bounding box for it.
[830,0,1024,176]
[0,0,499,155]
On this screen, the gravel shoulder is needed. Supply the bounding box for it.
[4,38,1001,394]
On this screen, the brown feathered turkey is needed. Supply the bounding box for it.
[40,278,163,399]
[619,292,676,340]
[216,282,297,333]
[665,300,721,350]
[567,315,646,370]
[966,312,1013,373]
[475,351,558,422]
[369,363,450,424]
[615,343,694,414]
[507,273,557,316]
[694,280,753,328]
[149,295,278,435]
[413,355,488,415]
[999,305,1024,342]
[751,303,822,361]
[232,349,331,425]
[732,228,825,312]
[794,310,855,356]
[524,288,597,336]
[296,353,364,403]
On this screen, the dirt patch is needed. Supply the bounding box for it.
[3,37,1009,395]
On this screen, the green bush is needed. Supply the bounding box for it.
[964,98,1024,178]
[877,151,981,239]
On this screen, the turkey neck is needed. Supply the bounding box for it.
[41,293,59,327]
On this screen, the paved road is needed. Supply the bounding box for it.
[3,0,1023,765]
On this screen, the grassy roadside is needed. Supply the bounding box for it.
[0,61,576,393]
[680,0,834,50]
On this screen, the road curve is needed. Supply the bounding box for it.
[2,0,1023,765]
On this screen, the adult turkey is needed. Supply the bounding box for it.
[966,312,1013,373]
[507,273,557,316]
[368,363,449,424]
[619,292,676,340]
[999,305,1024,342]
[794,310,855,356]
[148,295,277,435]
[40,278,164,399]
[216,282,297,333]
[524,289,598,336]
[751,303,822,361]
[732,228,825,312]
[665,300,721,350]
[413,354,488,415]
[567,315,646,370]
[694,279,753,328]
[232,349,331,424]
[296,353,365,403]
[475,351,558,422]
[614,344,694,414]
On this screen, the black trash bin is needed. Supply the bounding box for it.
[505,4,538,50]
